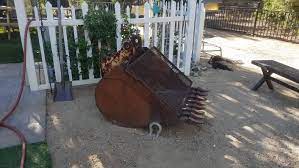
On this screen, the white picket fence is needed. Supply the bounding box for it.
[13,0,205,91]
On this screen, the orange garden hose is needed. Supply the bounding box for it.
[0,19,34,168]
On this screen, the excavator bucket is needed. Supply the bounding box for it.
[95,36,208,134]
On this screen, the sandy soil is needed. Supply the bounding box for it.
[46,30,299,168]
[46,64,299,168]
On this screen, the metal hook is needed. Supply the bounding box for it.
[149,122,162,139]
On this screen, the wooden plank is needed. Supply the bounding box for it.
[183,0,196,75]
[115,2,122,51]
[46,2,61,82]
[128,16,186,24]
[38,78,101,90]
[153,13,158,47]
[168,0,176,62]
[135,5,139,18]
[82,1,94,80]
[71,5,82,80]
[176,0,184,68]
[270,77,299,93]
[15,0,39,90]
[143,2,150,47]
[126,6,130,18]
[161,3,166,54]
[61,6,73,81]
[33,6,50,86]
[193,3,205,63]
[30,19,84,27]
[181,3,187,58]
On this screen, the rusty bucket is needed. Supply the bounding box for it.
[95,43,208,135]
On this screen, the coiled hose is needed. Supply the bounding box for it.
[0,19,34,168]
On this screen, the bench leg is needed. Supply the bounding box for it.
[252,78,265,91]
[262,69,274,90]
[252,68,273,91]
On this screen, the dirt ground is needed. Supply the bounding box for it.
[46,30,299,168]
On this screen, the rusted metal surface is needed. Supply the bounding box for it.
[95,43,208,129]
[125,47,208,125]
[101,35,143,75]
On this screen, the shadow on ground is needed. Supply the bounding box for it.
[46,57,299,168]
[204,28,259,41]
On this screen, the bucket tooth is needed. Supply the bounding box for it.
[179,111,191,116]
[184,103,205,109]
[191,88,208,94]
[190,111,205,119]
[187,117,205,124]
[186,96,207,101]
[191,91,208,97]
[190,110,205,116]
[188,93,207,98]
[192,87,209,93]
[185,99,206,105]
[182,106,205,111]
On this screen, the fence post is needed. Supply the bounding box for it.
[193,3,205,63]
[184,0,197,75]
[13,0,39,90]
[115,2,122,51]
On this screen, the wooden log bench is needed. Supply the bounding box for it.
[251,60,299,93]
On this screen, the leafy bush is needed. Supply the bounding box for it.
[84,9,117,50]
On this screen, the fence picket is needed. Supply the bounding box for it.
[33,6,50,87]
[143,2,150,47]
[13,0,38,90]
[136,6,139,18]
[126,6,130,18]
[71,6,82,80]
[153,13,158,47]
[176,0,184,68]
[82,1,94,79]
[168,1,176,62]
[193,3,205,63]
[184,0,196,75]
[161,3,166,54]
[61,6,72,81]
[115,2,122,51]
[46,2,62,82]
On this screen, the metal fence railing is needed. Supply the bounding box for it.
[205,7,299,43]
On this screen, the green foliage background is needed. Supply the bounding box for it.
[262,0,298,12]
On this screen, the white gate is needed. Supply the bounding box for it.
[13,0,205,91]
